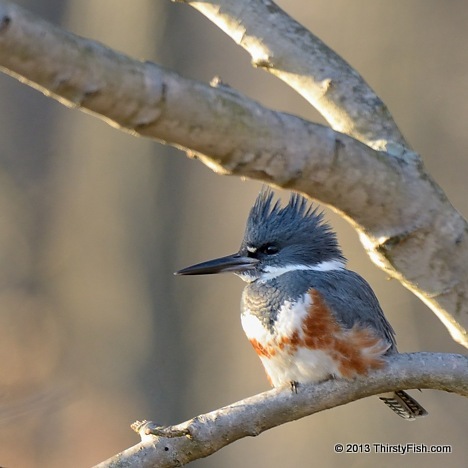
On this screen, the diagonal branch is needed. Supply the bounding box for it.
[0,1,466,347]
[181,0,406,148]
[94,353,468,467]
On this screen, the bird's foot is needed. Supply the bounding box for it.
[290,380,299,393]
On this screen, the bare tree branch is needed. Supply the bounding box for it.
[181,0,406,148]
[0,0,465,347]
[93,353,467,467]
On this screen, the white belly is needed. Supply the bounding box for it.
[241,294,339,387]
[259,346,339,387]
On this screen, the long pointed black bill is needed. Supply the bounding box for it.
[175,254,258,276]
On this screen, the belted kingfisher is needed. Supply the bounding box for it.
[176,189,427,420]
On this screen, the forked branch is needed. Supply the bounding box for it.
[0,0,466,346]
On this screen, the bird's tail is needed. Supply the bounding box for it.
[379,390,428,420]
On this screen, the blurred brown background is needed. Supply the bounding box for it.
[0,1,467,467]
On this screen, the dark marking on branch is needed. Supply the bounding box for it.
[0,15,11,33]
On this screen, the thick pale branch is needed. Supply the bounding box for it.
[0,1,466,347]
[94,353,468,467]
[182,0,406,148]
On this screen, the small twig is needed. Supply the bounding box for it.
[132,420,191,439]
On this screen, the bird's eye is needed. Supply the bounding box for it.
[259,244,279,255]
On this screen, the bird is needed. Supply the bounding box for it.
[176,189,427,420]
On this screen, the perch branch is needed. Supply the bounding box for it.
[94,353,468,467]
[0,0,466,347]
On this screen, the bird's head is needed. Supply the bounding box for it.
[176,189,345,282]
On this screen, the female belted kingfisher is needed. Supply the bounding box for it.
[176,189,427,420]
